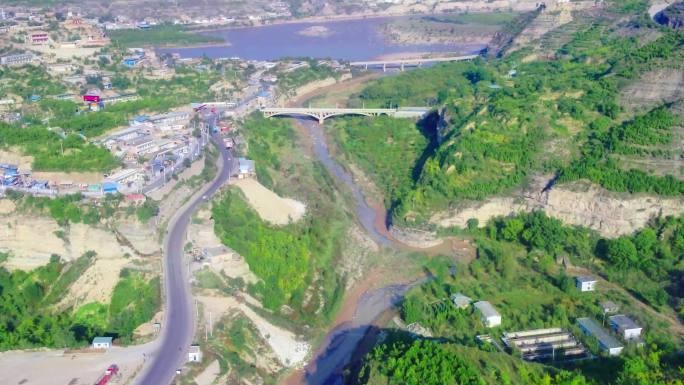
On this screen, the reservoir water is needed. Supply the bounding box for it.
[157,17,485,61]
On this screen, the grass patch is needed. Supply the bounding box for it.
[109,24,223,48]
[425,12,519,26]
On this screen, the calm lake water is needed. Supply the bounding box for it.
[157,17,485,61]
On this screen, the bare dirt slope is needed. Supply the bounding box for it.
[188,206,259,284]
[234,178,306,225]
[620,68,684,113]
[196,293,310,368]
[430,177,684,237]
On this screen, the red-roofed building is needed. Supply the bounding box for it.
[124,193,146,205]
[83,88,101,103]
[29,33,49,45]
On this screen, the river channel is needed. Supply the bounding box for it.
[157,16,484,60]
[288,116,428,384]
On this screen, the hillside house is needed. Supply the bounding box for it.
[29,32,48,45]
[450,293,472,309]
[577,317,623,356]
[92,336,113,349]
[600,300,619,314]
[609,315,642,341]
[473,301,501,328]
[575,276,597,292]
[238,158,256,179]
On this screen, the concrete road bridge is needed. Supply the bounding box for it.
[350,54,479,71]
[261,107,431,124]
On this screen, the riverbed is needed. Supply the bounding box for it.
[157,16,485,60]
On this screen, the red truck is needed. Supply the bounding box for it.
[95,364,119,385]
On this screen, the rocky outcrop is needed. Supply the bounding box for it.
[430,176,684,238]
[655,2,684,29]
[390,225,443,248]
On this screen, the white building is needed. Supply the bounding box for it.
[609,315,642,341]
[106,168,144,185]
[92,336,113,349]
[575,276,597,292]
[188,345,202,362]
[0,53,35,66]
[238,157,256,179]
[473,301,501,328]
[450,293,472,309]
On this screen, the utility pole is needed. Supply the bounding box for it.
[209,311,212,337]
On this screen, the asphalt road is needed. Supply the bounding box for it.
[134,131,233,385]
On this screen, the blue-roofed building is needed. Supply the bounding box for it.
[29,95,41,102]
[102,182,118,194]
[31,180,49,190]
[0,163,18,174]
[122,57,140,67]
[577,317,623,356]
[132,115,150,124]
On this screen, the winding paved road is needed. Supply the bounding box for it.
[135,128,233,385]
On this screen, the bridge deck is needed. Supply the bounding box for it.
[261,107,397,114]
[350,55,478,66]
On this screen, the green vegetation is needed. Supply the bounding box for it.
[213,189,336,316]
[478,211,684,316]
[108,269,161,340]
[425,12,519,26]
[0,65,65,99]
[356,339,592,385]
[239,113,296,188]
[0,254,159,350]
[0,123,119,172]
[337,16,684,225]
[206,315,272,384]
[213,114,348,325]
[277,60,338,92]
[136,199,159,222]
[330,115,431,205]
[354,210,684,384]
[0,62,222,173]
[356,338,683,385]
[8,192,124,225]
[559,106,684,195]
[109,24,222,48]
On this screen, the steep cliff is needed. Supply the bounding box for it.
[430,176,684,238]
[655,2,684,29]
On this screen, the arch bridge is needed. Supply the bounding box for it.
[261,107,429,124]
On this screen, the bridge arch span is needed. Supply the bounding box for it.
[261,107,428,124]
[264,110,390,124]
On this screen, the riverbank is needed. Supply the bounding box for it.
[275,73,481,385]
